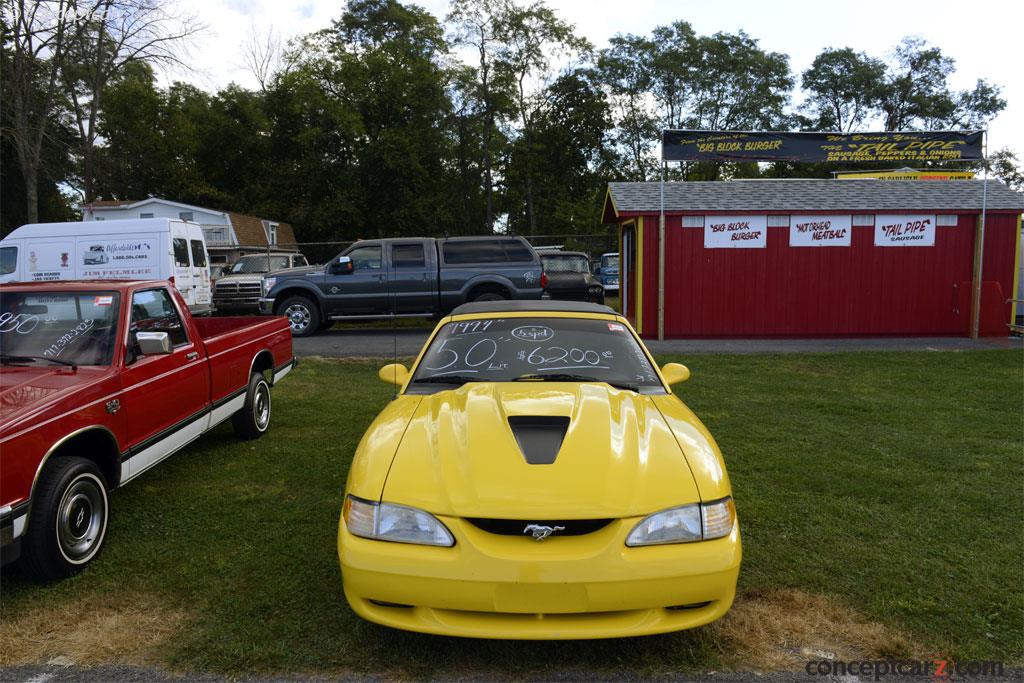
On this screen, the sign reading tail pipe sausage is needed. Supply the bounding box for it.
[874,215,936,246]
[662,130,984,163]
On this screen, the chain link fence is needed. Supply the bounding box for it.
[222,233,618,268]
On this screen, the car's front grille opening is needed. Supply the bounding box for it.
[465,518,614,537]
[368,600,412,608]
[666,601,712,611]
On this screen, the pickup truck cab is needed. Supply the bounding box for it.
[258,237,544,336]
[0,280,295,580]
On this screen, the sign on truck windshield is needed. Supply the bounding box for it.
[0,291,121,365]
[410,317,662,391]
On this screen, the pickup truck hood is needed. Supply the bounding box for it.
[271,265,321,279]
[0,365,113,432]
[381,383,699,519]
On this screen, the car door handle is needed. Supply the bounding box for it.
[185,351,199,361]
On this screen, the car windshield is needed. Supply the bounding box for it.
[230,255,289,274]
[602,255,619,269]
[409,317,664,393]
[542,255,589,274]
[0,290,121,366]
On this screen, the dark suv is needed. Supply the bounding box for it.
[538,250,605,305]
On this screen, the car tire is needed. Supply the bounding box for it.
[471,289,507,302]
[277,296,320,337]
[232,372,272,440]
[19,457,109,582]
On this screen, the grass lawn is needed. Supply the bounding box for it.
[1,351,1020,676]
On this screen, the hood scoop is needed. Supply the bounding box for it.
[507,416,570,465]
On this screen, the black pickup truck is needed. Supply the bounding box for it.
[258,236,545,336]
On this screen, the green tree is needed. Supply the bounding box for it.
[446,0,514,232]
[494,0,590,234]
[597,33,658,181]
[504,68,611,234]
[800,48,886,132]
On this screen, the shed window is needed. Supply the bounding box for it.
[179,211,194,221]
[140,212,154,219]
[681,215,704,227]
[767,215,790,227]
[852,214,874,226]
[936,214,959,226]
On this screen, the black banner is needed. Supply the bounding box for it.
[661,130,984,163]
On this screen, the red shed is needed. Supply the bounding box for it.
[602,179,1023,339]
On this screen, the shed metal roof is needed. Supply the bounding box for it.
[604,179,1023,221]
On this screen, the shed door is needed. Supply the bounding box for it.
[621,224,636,326]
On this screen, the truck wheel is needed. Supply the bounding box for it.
[232,372,272,440]
[278,296,320,337]
[471,289,507,302]
[20,457,109,582]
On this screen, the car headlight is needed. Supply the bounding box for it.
[262,277,277,296]
[626,497,735,546]
[343,495,455,547]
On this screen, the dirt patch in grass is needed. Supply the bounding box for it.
[714,588,918,671]
[0,594,190,667]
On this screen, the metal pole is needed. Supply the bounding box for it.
[658,160,666,341]
[970,131,989,339]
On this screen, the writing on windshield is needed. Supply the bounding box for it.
[410,317,661,389]
[0,292,120,365]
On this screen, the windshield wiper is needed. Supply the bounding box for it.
[514,373,639,392]
[413,374,480,386]
[0,354,77,370]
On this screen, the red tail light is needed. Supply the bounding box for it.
[540,272,548,288]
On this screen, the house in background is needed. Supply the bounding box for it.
[78,198,299,268]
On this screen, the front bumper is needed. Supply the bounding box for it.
[338,515,740,639]
[258,297,276,315]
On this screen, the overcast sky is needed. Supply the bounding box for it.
[166,0,1022,159]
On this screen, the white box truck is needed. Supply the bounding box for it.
[0,218,213,314]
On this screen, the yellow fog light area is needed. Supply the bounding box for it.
[626,497,735,546]
[343,495,455,547]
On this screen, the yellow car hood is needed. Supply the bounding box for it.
[381,383,700,519]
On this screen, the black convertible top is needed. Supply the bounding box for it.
[450,300,618,316]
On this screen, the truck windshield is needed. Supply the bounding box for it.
[230,255,289,274]
[408,317,664,393]
[0,291,121,366]
[601,255,619,270]
[542,255,590,274]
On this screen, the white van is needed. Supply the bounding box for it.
[0,218,212,314]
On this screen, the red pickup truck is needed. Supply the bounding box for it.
[0,280,295,580]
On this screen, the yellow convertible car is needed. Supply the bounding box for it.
[338,301,740,639]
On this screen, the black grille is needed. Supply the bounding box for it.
[466,518,613,536]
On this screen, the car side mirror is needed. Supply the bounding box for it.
[136,331,172,355]
[660,362,690,385]
[378,363,409,386]
[329,256,353,275]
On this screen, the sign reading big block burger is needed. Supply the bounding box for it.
[705,216,767,248]
[790,215,852,247]
[874,215,936,247]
